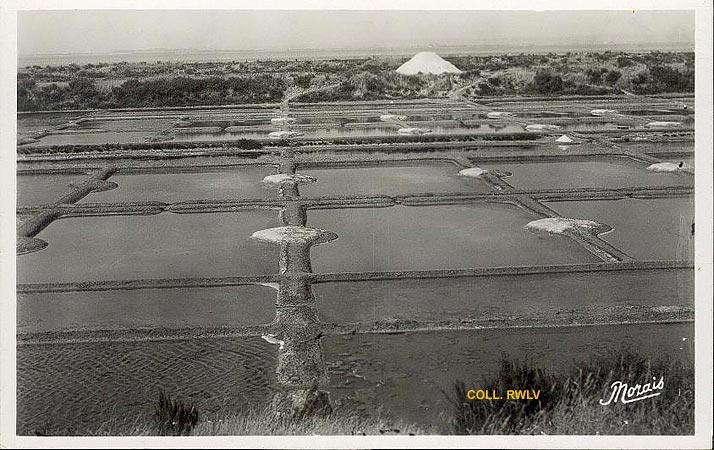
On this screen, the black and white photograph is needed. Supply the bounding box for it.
[0,1,712,448]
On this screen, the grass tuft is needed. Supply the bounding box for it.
[153,390,199,436]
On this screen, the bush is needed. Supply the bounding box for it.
[628,65,694,94]
[604,70,622,85]
[527,70,563,95]
[616,56,635,68]
[585,67,608,84]
[153,390,198,436]
[648,65,694,92]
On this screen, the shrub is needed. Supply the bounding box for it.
[153,390,199,436]
[648,65,694,92]
[585,67,608,84]
[527,70,564,95]
[604,70,622,85]
[616,56,635,68]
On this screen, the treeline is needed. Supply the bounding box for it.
[20,58,378,81]
[299,71,457,102]
[464,64,693,98]
[17,51,695,110]
[18,74,287,111]
[520,64,693,96]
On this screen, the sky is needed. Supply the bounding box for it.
[18,10,694,56]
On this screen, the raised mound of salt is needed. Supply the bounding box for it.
[486,111,515,119]
[396,52,462,75]
[380,114,407,122]
[525,217,602,235]
[398,127,431,135]
[271,117,296,125]
[647,162,691,173]
[251,226,338,246]
[591,109,618,116]
[268,130,303,139]
[646,121,682,128]
[263,173,317,185]
[261,334,285,350]
[525,124,561,132]
[458,167,489,178]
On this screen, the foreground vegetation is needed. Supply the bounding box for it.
[18,51,693,111]
[82,395,430,436]
[446,348,694,435]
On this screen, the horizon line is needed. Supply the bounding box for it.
[18,42,695,58]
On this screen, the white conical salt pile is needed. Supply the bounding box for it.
[555,134,575,143]
[396,52,462,75]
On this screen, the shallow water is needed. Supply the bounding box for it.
[172,131,269,141]
[18,284,277,333]
[623,109,687,116]
[79,118,177,132]
[308,204,599,273]
[17,173,89,206]
[513,111,576,118]
[429,123,526,134]
[323,322,694,427]
[295,126,398,138]
[479,156,693,190]
[334,114,474,124]
[314,269,693,324]
[560,122,630,131]
[182,118,270,128]
[15,322,693,433]
[17,210,281,284]
[625,142,694,153]
[17,337,277,434]
[547,197,695,261]
[298,161,492,197]
[83,166,277,203]
[171,122,526,141]
[33,131,156,146]
[17,112,85,134]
